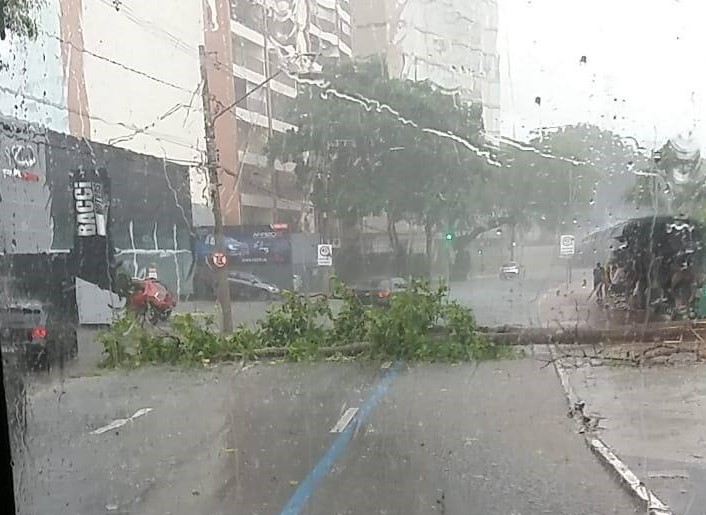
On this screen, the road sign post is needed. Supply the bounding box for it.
[317,244,333,267]
[559,234,575,257]
[560,235,575,287]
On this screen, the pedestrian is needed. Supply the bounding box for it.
[593,262,605,302]
[671,263,696,309]
[610,264,626,294]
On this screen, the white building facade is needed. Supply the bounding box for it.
[351,0,500,135]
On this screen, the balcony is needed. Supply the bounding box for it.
[230,0,263,34]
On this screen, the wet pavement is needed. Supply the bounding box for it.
[5,249,675,514]
[564,363,706,515]
[15,361,640,515]
[450,265,610,329]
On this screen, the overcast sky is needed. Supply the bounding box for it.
[498,0,706,150]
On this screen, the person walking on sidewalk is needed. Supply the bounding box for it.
[593,262,605,302]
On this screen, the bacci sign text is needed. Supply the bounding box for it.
[73,180,108,237]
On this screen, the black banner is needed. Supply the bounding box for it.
[69,168,114,290]
[72,168,110,238]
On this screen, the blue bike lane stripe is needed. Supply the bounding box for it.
[278,363,401,515]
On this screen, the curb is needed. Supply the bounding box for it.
[586,437,671,515]
[549,349,673,515]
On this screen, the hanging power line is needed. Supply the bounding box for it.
[43,32,194,93]
[0,83,206,157]
[213,68,285,122]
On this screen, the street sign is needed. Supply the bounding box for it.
[560,234,575,257]
[317,244,333,266]
[211,251,228,269]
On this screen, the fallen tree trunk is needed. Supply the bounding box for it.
[482,322,706,346]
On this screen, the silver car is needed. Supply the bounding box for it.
[499,262,521,280]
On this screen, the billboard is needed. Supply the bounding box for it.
[194,224,292,265]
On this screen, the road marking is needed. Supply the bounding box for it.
[279,364,400,515]
[330,407,358,433]
[90,407,154,435]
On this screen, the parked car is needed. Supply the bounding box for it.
[351,277,408,306]
[499,262,521,280]
[0,299,78,371]
[228,271,281,300]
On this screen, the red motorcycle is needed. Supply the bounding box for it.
[127,277,177,324]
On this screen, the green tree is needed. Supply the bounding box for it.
[625,138,705,218]
[268,63,640,278]
[268,59,486,276]
[502,124,645,234]
[1,0,45,40]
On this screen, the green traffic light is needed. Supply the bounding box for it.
[445,232,454,241]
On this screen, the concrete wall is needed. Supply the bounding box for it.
[392,0,500,133]
[79,0,205,164]
[0,1,69,132]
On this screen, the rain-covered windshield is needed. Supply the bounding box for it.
[2,1,706,514]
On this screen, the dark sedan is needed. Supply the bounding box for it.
[0,300,78,371]
[228,271,281,300]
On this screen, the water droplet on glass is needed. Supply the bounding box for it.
[572,218,578,224]
[495,228,502,236]
[589,198,595,205]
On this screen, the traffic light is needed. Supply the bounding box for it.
[445,232,454,241]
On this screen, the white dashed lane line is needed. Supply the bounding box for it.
[90,407,154,436]
[330,407,359,434]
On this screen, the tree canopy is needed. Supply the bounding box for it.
[1,0,44,40]
[268,59,496,246]
[504,124,643,233]
[267,59,644,270]
[625,138,706,219]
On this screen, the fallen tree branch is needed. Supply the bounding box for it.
[244,342,371,358]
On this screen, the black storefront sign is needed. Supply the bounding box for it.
[68,167,114,290]
[72,168,110,238]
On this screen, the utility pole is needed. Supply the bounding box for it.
[199,45,234,333]
[509,221,516,262]
[261,3,278,224]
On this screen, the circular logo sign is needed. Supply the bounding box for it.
[318,245,331,257]
[561,235,574,247]
[211,252,228,269]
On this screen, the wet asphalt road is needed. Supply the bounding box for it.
[8,261,641,515]
[16,361,639,515]
[450,276,552,327]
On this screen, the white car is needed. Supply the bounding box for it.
[499,262,521,280]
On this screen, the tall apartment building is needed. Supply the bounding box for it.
[351,0,500,135]
[228,0,353,228]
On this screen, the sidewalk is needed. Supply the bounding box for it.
[536,277,615,329]
[564,362,706,515]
